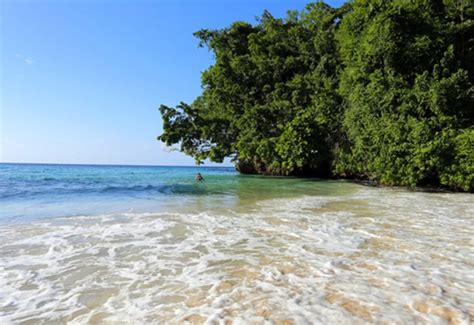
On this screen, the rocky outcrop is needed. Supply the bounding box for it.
[235,159,331,177]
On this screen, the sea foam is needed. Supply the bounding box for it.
[0,186,473,324]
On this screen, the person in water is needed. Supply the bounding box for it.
[195,173,204,181]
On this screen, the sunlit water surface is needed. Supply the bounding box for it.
[0,164,473,324]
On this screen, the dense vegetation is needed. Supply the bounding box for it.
[158,0,474,192]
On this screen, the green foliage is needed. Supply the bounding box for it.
[158,0,473,191]
[336,0,473,191]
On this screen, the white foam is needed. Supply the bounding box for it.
[0,186,473,323]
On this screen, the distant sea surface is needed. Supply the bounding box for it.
[0,163,353,223]
[0,163,239,222]
[0,163,473,323]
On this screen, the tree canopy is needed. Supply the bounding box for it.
[158,0,474,192]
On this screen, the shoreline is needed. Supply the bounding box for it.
[1,184,473,323]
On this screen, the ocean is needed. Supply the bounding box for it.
[0,163,355,223]
[0,163,473,323]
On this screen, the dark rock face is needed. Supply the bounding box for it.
[235,160,260,175]
[235,160,331,177]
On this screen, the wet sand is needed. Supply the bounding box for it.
[1,185,473,324]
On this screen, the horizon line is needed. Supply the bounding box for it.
[0,161,234,168]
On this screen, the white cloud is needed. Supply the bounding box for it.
[16,54,33,64]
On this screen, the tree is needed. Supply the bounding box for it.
[158,0,473,191]
[159,4,345,176]
[335,0,473,191]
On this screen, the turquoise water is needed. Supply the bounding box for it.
[0,163,350,222]
[1,163,473,323]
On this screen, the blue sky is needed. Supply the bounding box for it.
[1,0,345,166]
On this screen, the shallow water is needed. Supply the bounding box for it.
[0,164,473,324]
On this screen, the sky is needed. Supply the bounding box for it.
[1,0,346,166]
